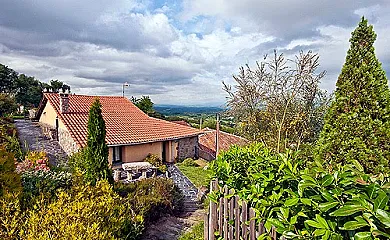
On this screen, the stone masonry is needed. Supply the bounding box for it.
[58,128,79,155]
[177,136,198,160]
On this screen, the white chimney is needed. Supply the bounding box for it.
[59,92,70,113]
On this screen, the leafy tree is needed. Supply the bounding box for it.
[132,96,154,114]
[0,64,18,93]
[84,98,113,185]
[315,17,390,174]
[49,79,70,93]
[14,74,42,107]
[131,95,166,119]
[0,94,17,116]
[224,50,330,152]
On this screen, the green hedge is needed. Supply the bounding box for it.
[211,143,390,239]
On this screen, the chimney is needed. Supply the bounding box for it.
[59,90,70,113]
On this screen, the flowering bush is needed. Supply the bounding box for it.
[21,170,72,199]
[16,151,50,174]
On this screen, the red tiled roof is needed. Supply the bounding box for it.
[199,128,248,156]
[171,120,192,127]
[42,93,201,147]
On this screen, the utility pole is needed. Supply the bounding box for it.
[215,113,220,157]
[199,117,202,130]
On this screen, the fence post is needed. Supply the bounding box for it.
[208,180,218,240]
[249,208,256,240]
[229,189,234,240]
[270,226,277,239]
[241,200,248,240]
[223,186,228,240]
[204,213,209,240]
[234,196,240,240]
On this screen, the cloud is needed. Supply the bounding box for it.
[0,0,389,106]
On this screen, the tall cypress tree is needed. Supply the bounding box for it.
[315,17,390,173]
[84,98,113,184]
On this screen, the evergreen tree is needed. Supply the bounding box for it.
[315,17,390,173]
[84,98,113,184]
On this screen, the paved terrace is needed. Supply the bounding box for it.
[14,120,68,165]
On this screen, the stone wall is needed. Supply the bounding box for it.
[58,128,79,155]
[39,123,57,140]
[177,136,199,160]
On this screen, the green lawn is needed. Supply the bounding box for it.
[176,161,211,188]
[178,221,204,240]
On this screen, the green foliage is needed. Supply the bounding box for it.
[14,74,43,107]
[49,79,70,93]
[0,94,17,117]
[132,95,166,119]
[84,98,113,185]
[0,147,22,197]
[0,118,23,160]
[132,95,154,114]
[211,143,390,239]
[68,148,87,173]
[315,17,390,174]
[144,153,167,173]
[26,179,144,239]
[176,162,211,188]
[178,221,204,240]
[181,158,199,167]
[21,170,72,200]
[0,64,18,94]
[115,178,183,223]
[224,51,330,151]
[0,192,26,239]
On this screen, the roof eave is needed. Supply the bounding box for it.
[107,133,201,147]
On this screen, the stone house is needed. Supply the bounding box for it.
[36,92,201,165]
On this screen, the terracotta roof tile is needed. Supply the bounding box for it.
[43,93,201,147]
[199,128,248,156]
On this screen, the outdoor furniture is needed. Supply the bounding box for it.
[122,162,157,181]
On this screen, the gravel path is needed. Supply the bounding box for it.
[14,120,68,165]
[140,164,204,240]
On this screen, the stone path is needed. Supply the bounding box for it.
[140,164,205,240]
[14,120,68,165]
[168,164,198,201]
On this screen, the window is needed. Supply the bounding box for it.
[112,146,122,163]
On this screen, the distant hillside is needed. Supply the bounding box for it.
[154,105,224,116]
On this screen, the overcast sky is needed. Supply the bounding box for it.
[1,1,389,106]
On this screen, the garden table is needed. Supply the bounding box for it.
[122,162,157,180]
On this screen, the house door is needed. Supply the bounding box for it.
[162,141,167,162]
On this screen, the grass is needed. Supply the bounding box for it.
[178,221,204,240]
[176,159,211,188]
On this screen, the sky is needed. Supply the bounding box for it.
[1,1,390,106]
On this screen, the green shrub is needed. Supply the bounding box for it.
[144,153,167,173]
[0,147,22,197]
[115,178,183,223]
[84,98,113,185]
[21,170,72,200]
[68,148,87,173]
[26,179,143,240]
[0,192,26,239]
[211,143,390,239]
[315,17,390,174]
[181,158,199,167]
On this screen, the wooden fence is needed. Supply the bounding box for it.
[204,180,283,240]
